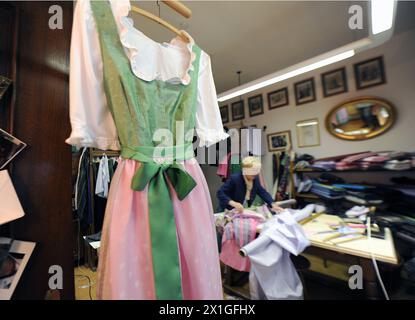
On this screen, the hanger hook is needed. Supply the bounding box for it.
[156,0,161,18]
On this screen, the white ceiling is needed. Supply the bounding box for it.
[132,1,415,93]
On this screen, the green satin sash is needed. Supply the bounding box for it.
[121,143,196,299]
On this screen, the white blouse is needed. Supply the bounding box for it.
[66,0,228,150]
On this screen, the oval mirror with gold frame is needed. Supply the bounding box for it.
[325,96,396,141]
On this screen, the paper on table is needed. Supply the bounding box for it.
[0,170,25,225]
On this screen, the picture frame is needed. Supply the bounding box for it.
[296,118,321,148]
[248,94,264,117]
[267,130,291,152]
[231,100,245,121]
[268,87,289,109]
[354,56,386,90]
[0,76,12,101]
[0,237,36,300]
[294,78,316,105]
[0,128,27,170]
[321,67,348,97]
[220,105,229,124]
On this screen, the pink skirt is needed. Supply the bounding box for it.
[97,157,223,300]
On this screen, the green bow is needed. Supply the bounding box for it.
[131,162,196,200]
[127,156,196,299]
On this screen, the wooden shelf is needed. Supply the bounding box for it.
[296,193,319,199]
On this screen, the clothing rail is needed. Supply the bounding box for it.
[91,148,120,158]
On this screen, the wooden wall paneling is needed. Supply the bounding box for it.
[7,1,74,300]
[0,2,18,132]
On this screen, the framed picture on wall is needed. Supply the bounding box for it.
[321,67,348,97]
[0,128,27,170]
[231,100,245,121]
[267,130,291,152]
[248,94,264,117]
[0,76,12,101]
[0,238,36,300]
[354,56,386,90]
[294,78,316,105]
[268,87,289,109]
[296,118,320,148]
[220,105,229,123]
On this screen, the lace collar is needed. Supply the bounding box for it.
[110,0,196,85]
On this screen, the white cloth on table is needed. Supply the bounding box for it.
[241,209,310,300]
[95,155,110,198]
[290,203,325,221]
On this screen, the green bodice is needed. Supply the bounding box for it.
[90,0,201,150]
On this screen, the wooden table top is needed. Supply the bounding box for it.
[301,214,398,265]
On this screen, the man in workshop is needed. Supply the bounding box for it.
[217,156,283,213]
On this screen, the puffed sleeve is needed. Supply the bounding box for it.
[65,0,120,150]
[195,51,229,147]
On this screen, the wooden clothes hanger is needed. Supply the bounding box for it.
[130,0,192,43]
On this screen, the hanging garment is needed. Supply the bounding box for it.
[95,155,110,198]
[66,0,228,300]
[75,148,91,227]
[275,153,290,200]
[107,157,118,180]
[359,155,390,170]
[241,210,310,300]
[230,154,241,175]
[271,153,280,197]
[384,159,412,170]
[216,152,231,180]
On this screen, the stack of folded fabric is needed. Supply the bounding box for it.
[389,151,411,159]
[309,160,336,171]
[335,151,377,171]
[296,176,313,193]
[302,151,415,172]
[294,160,311,171]
[384,152,413,170]
[372,185,415,219]
[317,173,345,185]
[344,190,384,205]
[310,181,345,199]
[335,162,359,171]
[332,183,383,205]
[294,154,314,170]
[384,159,412,170]
[359,154,390,170]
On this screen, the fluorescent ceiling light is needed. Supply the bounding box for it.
[218,50,355,102]
[371,0,395,35]
[218,1,397,104]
